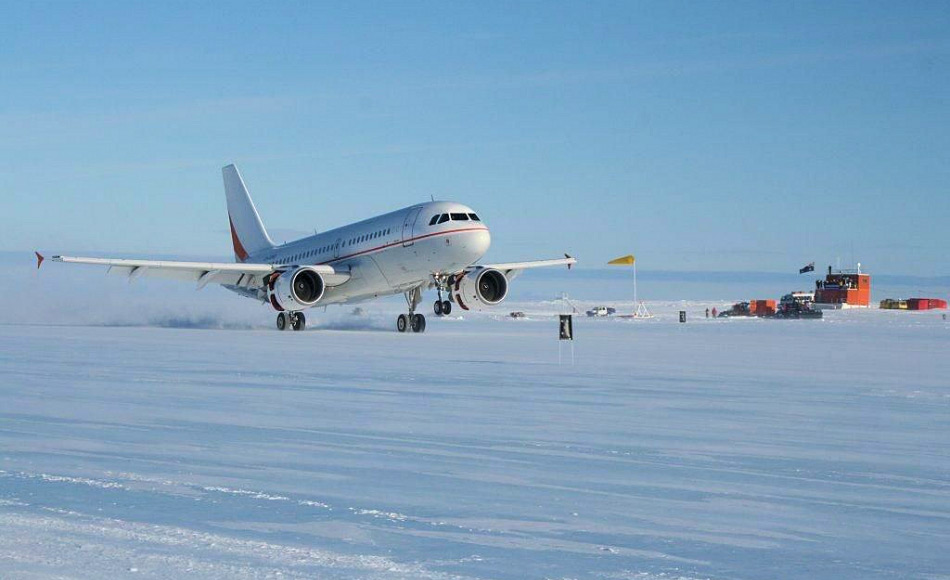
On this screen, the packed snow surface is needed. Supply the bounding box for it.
[1,306,948,579]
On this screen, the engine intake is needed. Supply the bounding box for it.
[269,267,325,311]
[452,268,508,311]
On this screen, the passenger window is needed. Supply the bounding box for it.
[469,213,480,221]
[437,214,449,224]
[450,213,469,221]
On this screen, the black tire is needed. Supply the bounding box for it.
[411,313,426,333]
[396,314,409,332]
[434,300,443,316]
[441,300,452,315]
[292,312,306,331]
[276,312,288,331]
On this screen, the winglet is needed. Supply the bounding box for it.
[565,253,574,270]
[35,251,44,270]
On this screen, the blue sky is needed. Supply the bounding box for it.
[3,1,948,276]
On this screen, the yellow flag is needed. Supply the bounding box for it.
[608,254,635,266]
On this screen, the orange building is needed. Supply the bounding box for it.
[814,268,870,309]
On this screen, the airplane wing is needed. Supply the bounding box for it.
[469,254,576,281]
[45,255,351,289]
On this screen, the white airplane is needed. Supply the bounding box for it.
[39,165,576,332]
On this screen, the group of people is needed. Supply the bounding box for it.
[705,307,718,318]
[816,278,854,290]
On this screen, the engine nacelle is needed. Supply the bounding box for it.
[268,267,326,311]
[451,268,509,312]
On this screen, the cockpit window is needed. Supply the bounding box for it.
[437,213,450,224]
[450,213,469,221]
[429,215,439,226]
[468,213,480,221]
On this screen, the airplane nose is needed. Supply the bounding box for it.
[456,227,490,265]
[470,228,491,258]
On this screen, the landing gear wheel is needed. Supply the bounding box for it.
[397,314,409,333]
[441,300,452,315]
[291,312,306,331]
[434,300,443,316]
[276,312,288,331]
[411,313,426,333]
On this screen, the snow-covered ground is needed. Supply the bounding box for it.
[1,302,948,579]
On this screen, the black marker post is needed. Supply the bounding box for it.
[558,314,574,365]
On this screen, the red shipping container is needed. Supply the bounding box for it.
[906,298,947,310]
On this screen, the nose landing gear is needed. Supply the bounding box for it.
[277,311,306,331]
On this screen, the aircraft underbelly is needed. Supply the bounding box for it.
[321,255,396,305]
[375,237,472,285]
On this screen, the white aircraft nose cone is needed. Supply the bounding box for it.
[470,228,491,258]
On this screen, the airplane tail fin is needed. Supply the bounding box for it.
[222,164,274,262]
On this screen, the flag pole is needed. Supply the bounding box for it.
[633,259,638,306]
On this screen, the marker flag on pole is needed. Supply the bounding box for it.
[608,255,635,266]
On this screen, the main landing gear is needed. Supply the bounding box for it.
[276,311,306,331]
[432,274,453,317]
[398,286,426,333]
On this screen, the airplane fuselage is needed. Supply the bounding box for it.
[239,201,490,306]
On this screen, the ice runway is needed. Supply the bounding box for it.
[1,308,948,579]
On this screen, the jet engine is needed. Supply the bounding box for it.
[451,268,508,311]
[268,266,326,311]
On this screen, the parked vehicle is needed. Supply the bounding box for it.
[586,306,616,317]
[774,292,822,319]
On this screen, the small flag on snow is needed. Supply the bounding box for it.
[799,262,815,274]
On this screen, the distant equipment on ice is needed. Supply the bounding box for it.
[586,305,616,317]
[608,254,653,319]
[557,293,580,314]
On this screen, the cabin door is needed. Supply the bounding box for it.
[401,206,423,247]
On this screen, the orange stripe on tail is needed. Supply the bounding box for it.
[229,216,249,262]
